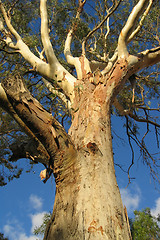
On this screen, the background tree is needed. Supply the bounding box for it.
[131,208,160,239]
[0,0,159,239]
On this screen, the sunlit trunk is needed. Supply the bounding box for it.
[44,82,131,240]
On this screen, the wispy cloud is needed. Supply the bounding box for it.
[29,194,43,211]
[151,197,160,217]
[3,194,46,240]
[3,220,38,240]
[120,185,141,214]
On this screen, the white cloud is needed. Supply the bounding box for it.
[120,186,141,213]
[30,212,46,233]
[151,197,160,217]
[3,194,46,240]
[29,194,43,211]
[3,221,39,240]
[16,233,36,240]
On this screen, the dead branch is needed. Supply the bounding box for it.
[125,116,135,185]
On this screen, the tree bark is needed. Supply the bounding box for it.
[44,79,131,239]
[0,64,133,240]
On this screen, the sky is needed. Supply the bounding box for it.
[0,115,160,240]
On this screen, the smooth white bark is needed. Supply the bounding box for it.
[127,0,153,43]
[64,29,75,65]
[118,0,149,58]
[42,78,72,111]
[128,47,160,69]
[0,0,77,102]
[40,0,58,65]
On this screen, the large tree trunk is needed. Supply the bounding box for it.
[1,60,132,240]
[44,80,131,239]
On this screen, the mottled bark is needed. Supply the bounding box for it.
[43,63,132,239]
[1,74,76,179]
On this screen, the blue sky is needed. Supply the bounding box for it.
[0,115,160,240]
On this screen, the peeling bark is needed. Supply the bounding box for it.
[1,74,76,181]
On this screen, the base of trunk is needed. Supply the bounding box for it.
[44,151,131,240]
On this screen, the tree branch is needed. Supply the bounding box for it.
[118,0,149,58]
[128,46,160,70]
[9,139,49,166]
[64,0,86,62]
[42,77,72,112]
[82,0,121,52]
[40,0,58,65]
[101,49,118,75]
[127,0,153,43]
[0,0,21,41]
[113,98,160,128]
[125,116,135,185]
[0,0,77,102]
[63,0,92,80]
[0,83,50,162]
[1,74,77,181]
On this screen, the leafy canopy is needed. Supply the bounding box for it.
[131,208,160,240]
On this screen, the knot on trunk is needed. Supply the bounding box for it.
[87,142,100,155]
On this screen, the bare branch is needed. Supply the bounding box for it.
[42,77,72,112]
[82,0,121,52]
[0,1,49,70]
[113,98,160,128]
[0,83,48,157]
[126,116,156,165]
[64,29,75,65]
[40,0,58,65]
[35,46,46,62]
[1,74,77,182]
[127,46,160,72]
[101,49,118,75]
[125,116,135,185]
[129,112,160,128]
[0,0,76,102]
[137,46,160,67]
[127,0,153,43]
[7,0,20,18]
[0,15,19,49]
[0,0,21,41]
[118,0,149,58]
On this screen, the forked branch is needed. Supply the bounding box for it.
[118,0,150,58]
[127,0,153,43]
[0,0,77,102]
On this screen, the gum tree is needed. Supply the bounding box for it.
[0,0,159,239]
